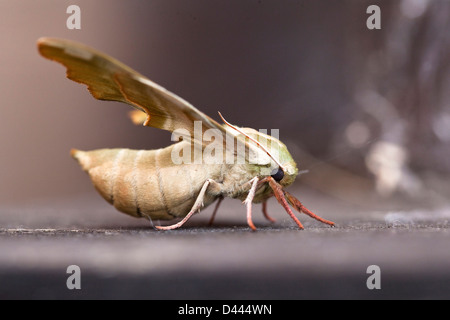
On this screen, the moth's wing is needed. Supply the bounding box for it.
[129,110,148,126]
[37,37,226,146]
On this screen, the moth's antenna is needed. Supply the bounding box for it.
[298,169,309,176]
[218,112,285,171]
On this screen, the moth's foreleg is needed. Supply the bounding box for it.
[267,177,305,230]
[242,178,276,230]
[155,179,220,230]
[284,190,335,226]
[243,177,260,231]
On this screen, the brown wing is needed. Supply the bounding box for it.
[37,37,226,145]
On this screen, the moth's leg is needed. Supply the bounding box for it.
[155,179,220,230]
[262,200,276,223]
[267,177,304,230]
[243,177,259,231]
[144,215,157,230]
[284,190,335,226]
[208,196,224,226]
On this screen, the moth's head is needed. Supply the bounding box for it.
[240,128,298,187]
[269,158,298,187]
[218,113,298,187]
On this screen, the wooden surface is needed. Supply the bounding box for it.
[0,187,449,299]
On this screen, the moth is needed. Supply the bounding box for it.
[37,37,335,231]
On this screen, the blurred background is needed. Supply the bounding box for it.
[2,0,450,300]
[1,0,449,209]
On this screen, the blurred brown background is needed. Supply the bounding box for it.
[1,0,449,208]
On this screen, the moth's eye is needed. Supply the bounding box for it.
[271,167,284,182]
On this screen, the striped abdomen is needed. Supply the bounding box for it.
[71,144,222,220]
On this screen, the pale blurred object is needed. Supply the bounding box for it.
[433,112,450,142]
[400,0,430,19]
[345,121,371,148]
[342,0,450,201]
[365,141,422,197]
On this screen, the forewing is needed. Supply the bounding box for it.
[37,37,226,145]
